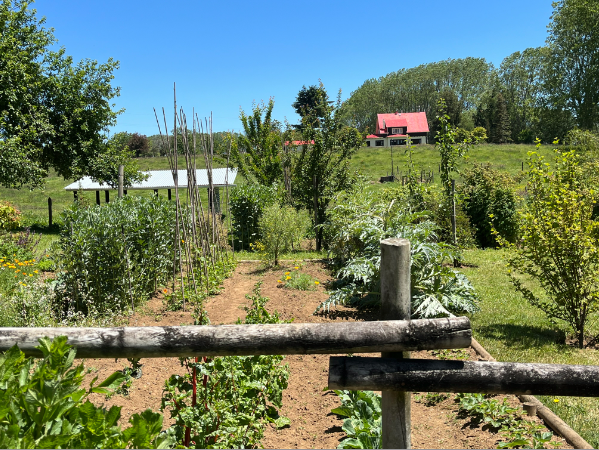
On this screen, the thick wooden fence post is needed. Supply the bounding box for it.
[380,238,411,449]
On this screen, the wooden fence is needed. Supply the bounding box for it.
[0,238,597,448]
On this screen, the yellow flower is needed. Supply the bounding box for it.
[33,270,38,274]
[294,266,299,269]
[285,272,290,275]
[286,276,291,280]
[315,281,320,285]
[163,288,168,294]
[29,274,33,277]
[277,280,282,283]
[553,398,559,403]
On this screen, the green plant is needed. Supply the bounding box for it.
[0,200,21,230]
[229,183,280,250]
[460,164,519,248]
[330,390,381,449]
[317,184,479,317]
[280,267,318,291]
[456,393,559,449]
[0,336,173,448]
[415,392,449,406]
[497,143,599,347]
[258,202,310,266]
[162,282,290,448]
[55,196,176,316]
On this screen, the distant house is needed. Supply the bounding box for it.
[365,112,429,147]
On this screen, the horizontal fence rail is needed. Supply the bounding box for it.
[0,317,471,359]
[329,356,599,397]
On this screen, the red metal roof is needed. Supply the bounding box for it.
[377,112,429,134]
[387,134,408,138]
[366,134,380,139]
[384,117,408,128]
[284,140,315,146]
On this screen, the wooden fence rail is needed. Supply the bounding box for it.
[329,356,599,397]
[0,318,470,359]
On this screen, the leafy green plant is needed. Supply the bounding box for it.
[257,202,310,266]
[162,282,290,448]
[55,196,176,316]
[0,336,173,449]
[0,200,21,230]
[229,183,280,250]
[330,389,381,449]
[415,392,449,406]
[460,163,519,248]
[280,267,318,290]
[456,393,559,449]
[497,143,599,347]
[317,184,479,317]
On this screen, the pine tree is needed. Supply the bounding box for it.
[491,92,512,144]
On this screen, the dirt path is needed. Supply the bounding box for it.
[84,261,571,449]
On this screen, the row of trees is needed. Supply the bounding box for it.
[340,0,598,144]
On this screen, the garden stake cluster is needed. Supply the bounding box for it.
[154,84,234,312]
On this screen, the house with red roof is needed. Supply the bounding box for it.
[365,112,429,147]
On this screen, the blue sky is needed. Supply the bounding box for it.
[33,0,555,136]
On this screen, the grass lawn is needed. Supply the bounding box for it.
[461,248,599,448]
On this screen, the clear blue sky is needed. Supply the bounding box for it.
[33,0,555,136]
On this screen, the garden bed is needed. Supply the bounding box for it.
[83,261,571,449]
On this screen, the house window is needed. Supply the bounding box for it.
[375,140,384,147]
[391,127,404,134]
[390,139,401,146]
[366,141,371,147]
[412,139,421,145]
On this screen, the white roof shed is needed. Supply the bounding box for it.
[64,168,237,191]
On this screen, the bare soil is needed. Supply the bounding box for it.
[84,261,571,449]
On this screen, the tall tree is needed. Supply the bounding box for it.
[292,85,328,129]
[547,0,599,130]
[230,98,283,185]
[0,0,126,189]
[290,84,361,250]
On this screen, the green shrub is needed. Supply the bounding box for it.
[56,196,176,316]
[229,183,280,250]
[460,164,519,248]
[471,126,488,143]
[258,203,310,266]
[0,200,21,231]
[498,145,599,348]
[0,227,42,260]
[0,336,172,449]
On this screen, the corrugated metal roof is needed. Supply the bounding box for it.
[64,168,238,191]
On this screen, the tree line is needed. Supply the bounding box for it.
[339,0,598,144]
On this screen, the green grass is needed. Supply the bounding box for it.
[234,249,326,261]
[460,248,599,447]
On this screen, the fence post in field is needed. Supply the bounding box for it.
[96,190,100,206]
[380,238,411,449]
[47,197,52,227]
[118,165,124,199]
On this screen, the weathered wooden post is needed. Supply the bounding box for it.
[95,190,100,206]
[47,197,52,227]
[105,190,109,203]
[380,238,411,449]
[118,165,124,199]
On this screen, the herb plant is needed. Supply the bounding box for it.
[330,390,381,449]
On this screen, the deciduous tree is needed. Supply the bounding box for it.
[0,0,127,189]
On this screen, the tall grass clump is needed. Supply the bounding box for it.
[55,196,176,315]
